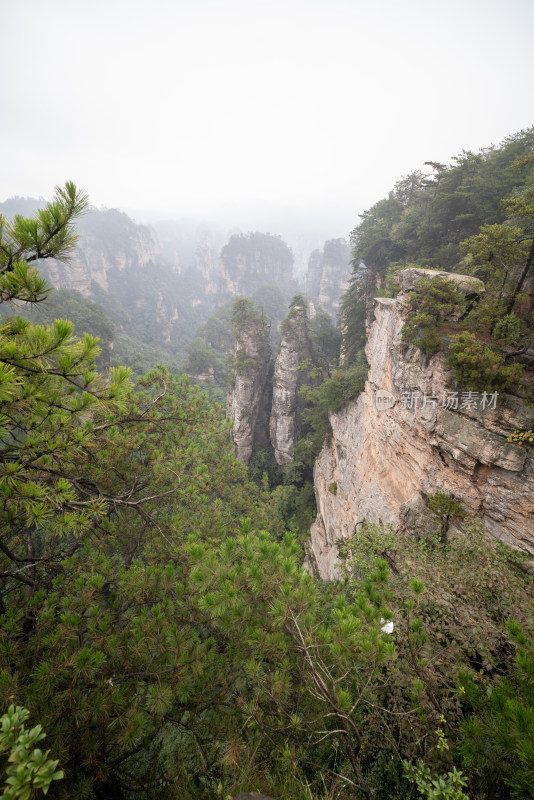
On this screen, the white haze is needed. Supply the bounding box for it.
[1,0,533,238]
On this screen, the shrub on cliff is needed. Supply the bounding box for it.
[228,297,271,376]
[402,311,442,354]
[401,276,466,354]
[447,331,523,392]
[294,356,368,470]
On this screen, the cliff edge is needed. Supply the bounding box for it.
[309,291,534,579]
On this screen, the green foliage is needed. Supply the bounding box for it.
[460,223,527,286]
[0,182,88,304]
[339,517,533,797]
[458,618,534,799]
[248,443,284,490]
[404,761,469,800]
[340,128,534,376]
[228,298,271,377]
[21,289,116,368]
[352,130,534,275]
[0,706,63,799]
[459,224,530,333]
[340,260,368,366]
[402,313,442,354]
[3,179,534,800]
[507,429,534,445]
[184,300,234,389]
[493,312,524,344]
[401,276,466,354]
[337,521,397,581]
[308,310,342,369]
[272,480,317,540]
[289,293,307,309]
[405,276,467,322]
[231,297,263,325]
[427,492,466,546]
[251,284,287,346]
[447,331,524,392]
[377,265,403,298]
[294,355,368,471]
[280,300,309,338]
[0,193,281,798]
[327,481,337,495]
[0,359,283,797]
[186,334,216,375]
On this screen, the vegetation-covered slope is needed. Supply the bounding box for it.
[1,139,533,800]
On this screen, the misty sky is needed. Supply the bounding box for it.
[2,0,534,237]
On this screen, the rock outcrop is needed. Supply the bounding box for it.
[309,287,534,580]
[227,306,272,464]
[270,303,312,465]
[395,267,485,296]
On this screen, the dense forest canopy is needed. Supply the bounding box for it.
[341,128,534,365]
[352,129,534,272]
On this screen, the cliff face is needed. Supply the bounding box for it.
[226,314,272,464]
[43,210,160,296]
[305,239,351,318]
[270,305,313,465]
[309,294,534,579]
[219,233,294,300]
[194,239,221,300]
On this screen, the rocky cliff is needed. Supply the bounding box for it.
[309,282,534,579]
[35,207,222,358]
[219,233,295,300]
[270,303,313,465]
[305,239,351,318]
[226,307,272,464]
[43,209,161,295]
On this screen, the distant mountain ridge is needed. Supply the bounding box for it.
[0,197,351,377]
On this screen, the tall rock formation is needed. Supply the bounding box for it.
[219,233,295,300]
[270,301,313,465]
[226,301,272,464]
[193,237,222,302]
[305,239,351,318]
[309,273,534,579]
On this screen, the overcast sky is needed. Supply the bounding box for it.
[2,0,533,237]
